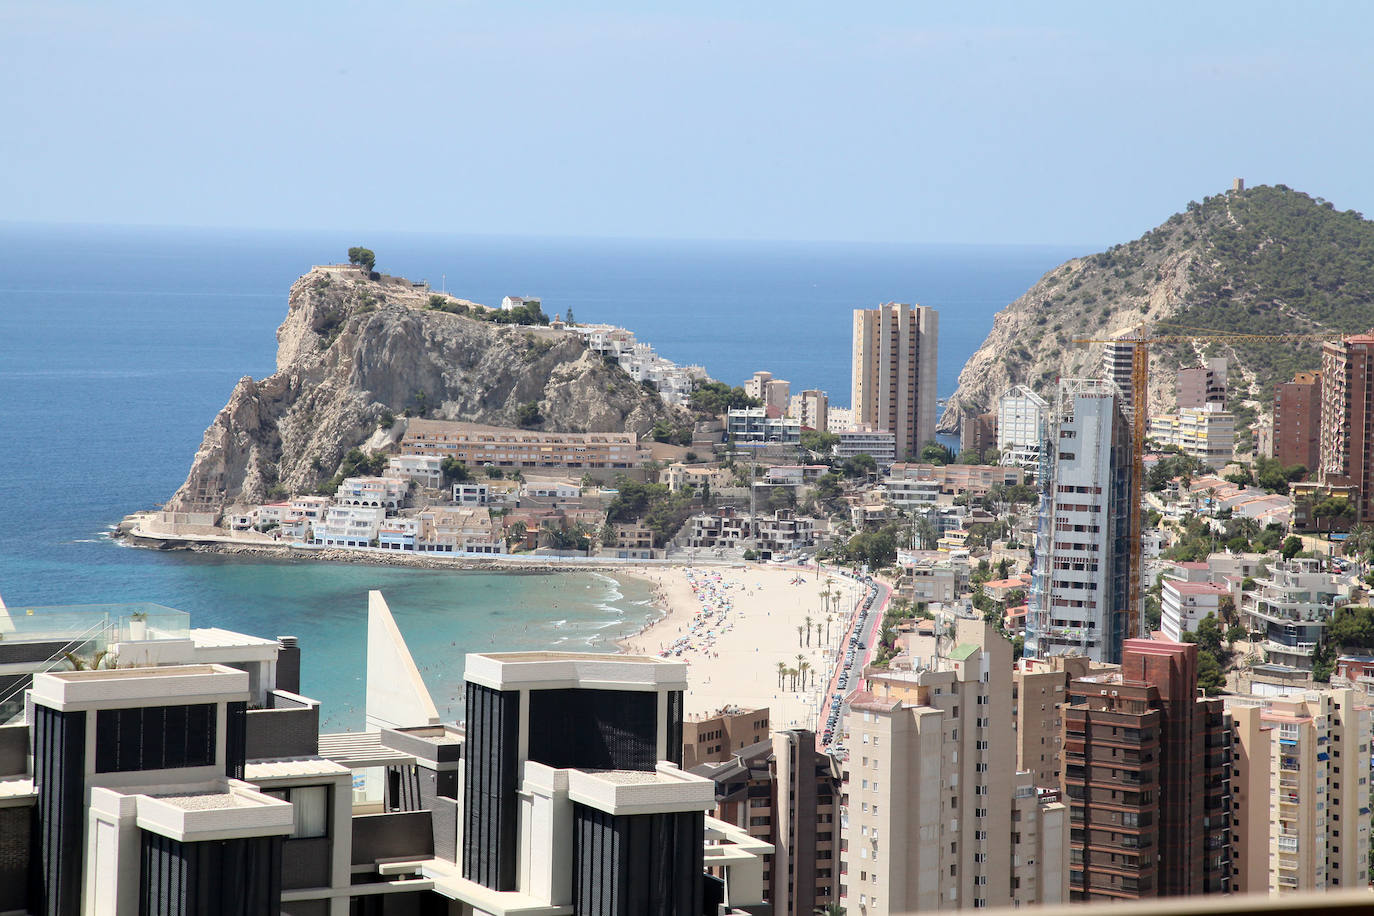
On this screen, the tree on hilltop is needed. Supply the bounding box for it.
[347,247,376,273]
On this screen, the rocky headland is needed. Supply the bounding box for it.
[942,185,1374,434]
[167,264,685,511]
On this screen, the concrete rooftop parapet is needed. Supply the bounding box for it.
[90,779,294,843]
[31,663,249,711]
[464,651,689,693]
[566,762,715,816]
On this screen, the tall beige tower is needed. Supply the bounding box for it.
[842,616,1068,913]
[852,302,939,460]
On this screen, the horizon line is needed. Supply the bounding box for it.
[0,217,1107,253]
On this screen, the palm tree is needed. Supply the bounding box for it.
[63,649,115,671]
[798,660,811,692]
[804,615,813,646]
[786,667,798,691]
[797,624,804,646]
[795,653,806,689]
[776,661,788,688]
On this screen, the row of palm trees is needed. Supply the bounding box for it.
[775,655,817,692]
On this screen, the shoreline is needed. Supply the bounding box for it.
[116,530,735,576]
[117,526,848,732]
[610,566,703,656]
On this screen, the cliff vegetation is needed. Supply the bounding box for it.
[943,185,1374,434]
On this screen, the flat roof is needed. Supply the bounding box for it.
[190,627,279,649]
[32,664,251,712]
[245,758,352,781]
[318,732,417,768]
[152,791,251,811]
[465,651,688,692]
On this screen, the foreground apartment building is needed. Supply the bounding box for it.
[1226,689,1371,895]
[695,729,841,915]
[842,615,1068,912]
[1062,638,1232,901]
[0,595,771,915]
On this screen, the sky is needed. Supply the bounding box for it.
[4,1,1374,245]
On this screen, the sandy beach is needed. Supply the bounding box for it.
[619,564,863,732]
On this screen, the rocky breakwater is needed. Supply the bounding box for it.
[165,265,684,511]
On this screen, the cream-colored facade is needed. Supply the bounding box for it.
[789,388,830,431]
[852,302,939,460]
[1010,776,1069,907]
[1148,405,1236,469]
[1226,689,1372,895]
[400,418,645,469]
[843,616,1067,912]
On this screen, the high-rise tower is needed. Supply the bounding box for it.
[1319,333,1374,523]
[1027,378,1133,664]
[852,303,938,461]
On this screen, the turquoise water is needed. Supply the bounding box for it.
[0,224,1076,728]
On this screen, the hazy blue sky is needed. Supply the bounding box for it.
[4,1,1372,245]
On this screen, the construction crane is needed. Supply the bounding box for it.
[1070,325,1344,644]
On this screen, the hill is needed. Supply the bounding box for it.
[167,265,683,510]
[941,185,1374,444]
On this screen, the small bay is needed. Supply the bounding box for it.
[0,223,1077,727]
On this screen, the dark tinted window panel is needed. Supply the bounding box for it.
[139,830,281,916]
[527,689,657,772]
[34,706,85,916]
[572,804,704,916]
[225,702,246,779]
[163,705,187,768]
[118,707,145,772]
[666,691,684,767]
[461,683,519,891]
[96,704,217,773]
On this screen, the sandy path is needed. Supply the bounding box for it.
[619,564,865,731]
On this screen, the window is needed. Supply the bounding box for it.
[265,785,329,839]
[95,703,217,773]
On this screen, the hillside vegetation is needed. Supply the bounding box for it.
[943,185,1374,433]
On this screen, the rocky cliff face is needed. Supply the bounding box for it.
[169,266,682,510]
[941,185,1374,435]
[939,236,1198,431]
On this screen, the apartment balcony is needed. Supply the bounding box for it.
[1203,791,1232,814]
[1205,730,1233,750]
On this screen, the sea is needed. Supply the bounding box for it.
[0,223,1080,729]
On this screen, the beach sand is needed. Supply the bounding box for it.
[618,564,862,732]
